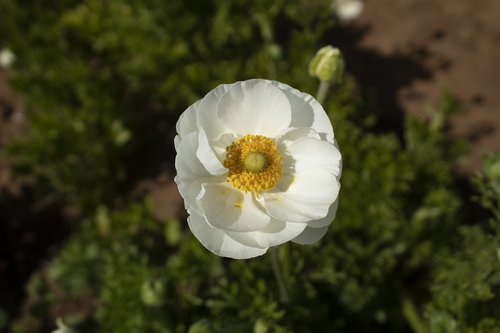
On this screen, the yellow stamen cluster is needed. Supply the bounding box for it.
[223,134,284,192]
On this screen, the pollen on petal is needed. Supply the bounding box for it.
[234,199,244,208]
[223,134,284,192]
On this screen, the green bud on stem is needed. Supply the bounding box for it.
[309,45,345,83]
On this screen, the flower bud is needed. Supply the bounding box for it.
[309,46,345,83]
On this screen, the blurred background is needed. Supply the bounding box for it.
[1,0,500,332]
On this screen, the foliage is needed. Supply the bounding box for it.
[0,0,332,210]
[423,154,500,333]
[1,0,500,332]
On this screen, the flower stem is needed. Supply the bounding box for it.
[316,80,331,105]
[255,13,278,79]
[402,296,427,333]
[269,247,289,304]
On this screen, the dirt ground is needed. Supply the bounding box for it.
[0,0,500,327]
[346,0,500,172]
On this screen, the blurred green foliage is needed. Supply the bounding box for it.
[422,155,500,333]
[0,0,332,209]
[1,0,500,332]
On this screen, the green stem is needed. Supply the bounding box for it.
[316,80,331,105]
[255,13,278,79]
[269,247,289,304]
[402,297,427,333]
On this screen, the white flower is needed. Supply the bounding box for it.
[175,79,341,259]
[332,0,364,22]
[0,48,16,68]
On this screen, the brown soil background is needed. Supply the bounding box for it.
[1,0,500,327]
[347,0,500,171]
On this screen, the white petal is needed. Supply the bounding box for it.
[226,219,307,248]
[174,135,181,152]
[262,136,341,223]
[175,133,208,179]
[176,100,201,139]
[210,132,237,162]
[175,132,220,214]
[197,183,271,232]
[216,80,291,138]
[269,80,335,143]
[196,128,227,176]
[291,225,329,245]
[282,134,341,176]
[264,169,340,223]
[308,198,339,228]
[188,212,267,259]
[278,127,321,143]
[197,83,235,141]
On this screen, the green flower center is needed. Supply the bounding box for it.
[243,151,268,173]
